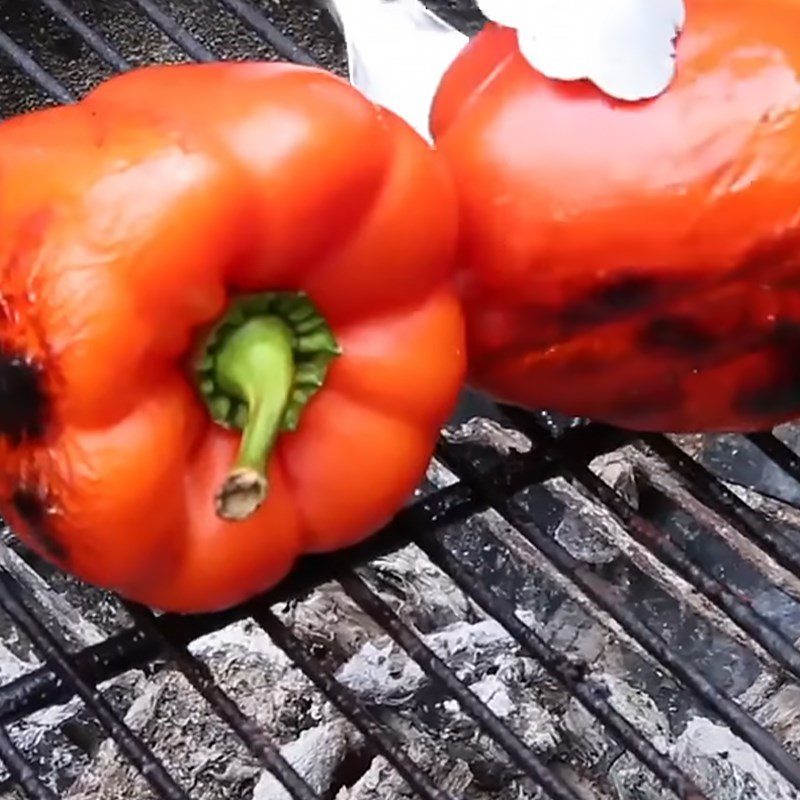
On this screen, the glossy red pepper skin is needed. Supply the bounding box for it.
[0,62,465,613]
[432,3,800,432]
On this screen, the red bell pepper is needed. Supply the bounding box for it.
[0,62,465,612]
[432,2,800,432]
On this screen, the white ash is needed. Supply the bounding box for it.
[549,477,622,566]
[65,619,321,800]
[57,605,565,800]
[0,540,106,658]
[563,673,669,773]
[278,545,474,666]
[736,669,785,718]
[1,564,793,800]
[334,752,476,800]
[674,718,799,800]
[754,683,800,760]
[335,640,425,705]
[334,616,518,697]
[443,418,532,455]
[471,672,515,718]
[611,717,800,800]
[252,720,357,800]
[330,612,562,799]
[336,613,561,753]
[545,449,640,566]
[0,541,145,795]
[590,450,641,509]
[0,641,35,684]
[3,417,800,799]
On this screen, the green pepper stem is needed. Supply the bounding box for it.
[213,316,295,521]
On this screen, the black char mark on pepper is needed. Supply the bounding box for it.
[11,488,67,561]
[736,324,800,418]
[608,381,684,427]
[561,274,662,328]
[640,315,718,356]
[0,348,48,445]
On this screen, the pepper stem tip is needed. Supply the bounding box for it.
[210,315,295,523]
[197,294,339,524]
[215,468,268,521]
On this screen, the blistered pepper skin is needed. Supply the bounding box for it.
[0,62,465,613]
[432,3,800,432]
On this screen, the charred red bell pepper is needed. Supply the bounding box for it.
[0,62,465,613]
[431,2,800,432]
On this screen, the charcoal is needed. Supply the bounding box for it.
[335,614,562,754]
[443,417,532,457]
[672,717,799,800]
[551,488,622,565]
[65,619,323,800]
[252,720,358,800]
[3,417,800,798]
[0,539,109,656]
[754,683,800,760]
[281,544,474,666]
[60,606,564,799]
[0,420,793,799]
[0,542,143,794]
[562,673,669,774]
[611,716,800,800]
[697,422,800,507]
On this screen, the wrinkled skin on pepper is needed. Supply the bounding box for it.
[431,1,800,432]
[0,62,465,613]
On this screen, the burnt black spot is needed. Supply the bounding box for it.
[597,275,662,309]
[734,323,800,419]
[773,319,800,342]
[11,488,67,561]
[11,489,45,526]
[640,316,718,356]
[0,350,48,445]
[562,275,662,327]
[608,383,684,428]
[737,370,800,418]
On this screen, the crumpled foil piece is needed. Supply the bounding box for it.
[476,0,685,101]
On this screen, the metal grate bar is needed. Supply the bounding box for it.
[436,437,800,791]
[126,0,217,62]
[339,571,584,800]
[0,30,75,103]
[640,433,800,578]
[217,0,317,64]
[0,424,626,726]
[0,724,57,800]
[411,528,709,800]
[0,570,190,800]
[125,603,322,800]
[0,613,231,725]
[747,431,800,488]
[36,0,131,71]
[516,418,800,682]
[254,606,458,800]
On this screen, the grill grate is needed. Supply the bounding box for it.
[127,0,217,61]
[0,3,800,799]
